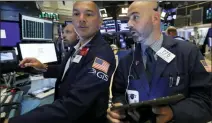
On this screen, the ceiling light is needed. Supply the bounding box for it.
[119,14,127,17]
[103,17,113,20]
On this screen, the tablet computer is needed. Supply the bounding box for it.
[111,94,185,111]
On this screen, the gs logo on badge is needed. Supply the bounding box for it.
[88,68,108,81]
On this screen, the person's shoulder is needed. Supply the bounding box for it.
[174,38,196,49]
[172,38,199,56]
[118,50,133,65]
[174,37,185,41]
[89,39,115,64]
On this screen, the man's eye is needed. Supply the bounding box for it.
[133,15,139,20]
[86,13,93,16]
[73,13,79,16]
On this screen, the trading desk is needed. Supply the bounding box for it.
[20,77,56,115]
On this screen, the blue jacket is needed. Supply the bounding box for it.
[10,32,116,123]
[112,35,212,123]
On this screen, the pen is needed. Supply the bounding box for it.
[169,74,173,87]
[176,73,180,86]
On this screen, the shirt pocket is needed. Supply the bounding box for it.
[161,73,189,95]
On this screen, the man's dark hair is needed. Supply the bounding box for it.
[167,28,177,35]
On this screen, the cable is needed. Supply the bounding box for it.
[125,43,137,104]
[108,43,137,107]
[108,55,119,108]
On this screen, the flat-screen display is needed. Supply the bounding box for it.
[65,21,72,25]
[0,21,20,46]
[117,20,129,32]
[20,15,53,41]
[203,7,212,24]
[18,43,57,63]
[104,20,116,32]
[0,50,18,73]
[119,34,126,49]
[190,8,203,25]
[1,52,14,61]
[100,24,106,33]
[167,16,173,21]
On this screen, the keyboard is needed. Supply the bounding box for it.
[0,90,23,120]
[28,88,55,99]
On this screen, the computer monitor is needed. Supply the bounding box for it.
[104,20,116,33]
[190,8,203,25]
[17,42,58,64]
[0,21,21,46]
[100,24,106,33]
[0,50,18,73]
[117,20,129,32]
[167,16,173,21]
[20,14,53,41]
[65,21,72,25]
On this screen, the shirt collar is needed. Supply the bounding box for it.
[140,34,163,54]
[74,36,94,50]
[150,34,163,53]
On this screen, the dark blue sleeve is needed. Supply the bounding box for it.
[170,46,212,123]
[43,65,60,78]
[9,52,116,123]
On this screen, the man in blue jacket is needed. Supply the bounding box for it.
[6,1,115,123]
[107,1,212,123]
[166,26,186,41]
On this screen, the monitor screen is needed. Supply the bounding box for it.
[65,21,72,25]
[173,15,176,19]
[1,52,14,61]
[119,34,127,49]
[100,24,106,33]
[117,20,129,32]
[205,8,212,21]
[18,43,57,63]
[0,50,18,73]
[190,8,203,25]
[0,21,20,46]
[161,11,166,18]
[104,20,116,32]
[21,15,53,41]
[167,16,173,21]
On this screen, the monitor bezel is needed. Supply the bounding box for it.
[19,14,54,41]
[17,42,59,64]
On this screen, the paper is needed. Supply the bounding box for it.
[0,29,6,39]
[72,55,82,63]
[156,47,175,63]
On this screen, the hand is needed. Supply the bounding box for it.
[152,106,173,123]
[107,103,127,123]
[19,57,46,71]
[205,65,212,72]
[4,119,9,123]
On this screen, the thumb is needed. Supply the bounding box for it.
[24,63,36,67]
[107,103,123,112]
[113,103,123,107]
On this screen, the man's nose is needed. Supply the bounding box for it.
[79,14,86,23]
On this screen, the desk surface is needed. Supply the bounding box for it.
[21,78,56,115]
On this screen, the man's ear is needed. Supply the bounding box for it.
[152,11,160,25]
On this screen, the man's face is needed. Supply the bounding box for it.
[62,24,78,44]
[127,2,155,43]
[72,2,102,39]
